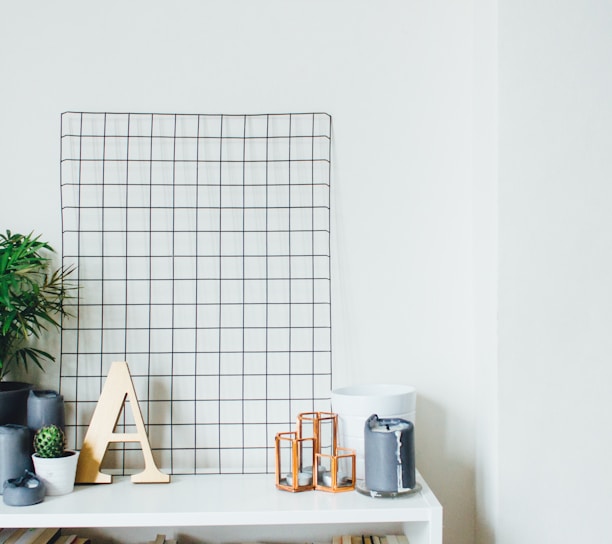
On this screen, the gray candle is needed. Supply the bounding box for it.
[0,425,34,495]
[364,414,415,493]
[27,390,65,432]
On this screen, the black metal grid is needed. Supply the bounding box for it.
[59,112,332,474]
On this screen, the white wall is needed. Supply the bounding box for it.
[498,0,612,542]
[0,2,478,543]
[472,0,498,542]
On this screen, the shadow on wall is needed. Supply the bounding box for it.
[415,395,478,544]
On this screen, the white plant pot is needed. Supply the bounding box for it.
[331,384,416,480]
[32,450,79,496]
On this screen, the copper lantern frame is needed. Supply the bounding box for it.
[275,411,355,493]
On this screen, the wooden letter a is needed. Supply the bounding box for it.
[75,361,170,484]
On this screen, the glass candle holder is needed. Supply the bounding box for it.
[275,431,315,492]
[315,446,356,493]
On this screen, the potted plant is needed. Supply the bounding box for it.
[31,424,79,495]
[0,231,76,425]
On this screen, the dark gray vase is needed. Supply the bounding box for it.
[0,382,33,426]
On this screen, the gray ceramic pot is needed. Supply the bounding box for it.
[0,382,33,426]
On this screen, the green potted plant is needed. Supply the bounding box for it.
[31,424,79,495]
[0,231,76,425]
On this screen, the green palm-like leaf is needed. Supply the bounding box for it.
[0,231,77,380]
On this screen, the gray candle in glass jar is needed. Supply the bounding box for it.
[364,414,415,493]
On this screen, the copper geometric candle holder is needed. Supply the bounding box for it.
[275,431,316,492]
[315,446,356,493]
[309,411,355,492]
[275,411,355,493]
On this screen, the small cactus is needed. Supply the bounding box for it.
[33,425,66,458]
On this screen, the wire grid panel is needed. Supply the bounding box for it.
[59,112,332,475]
